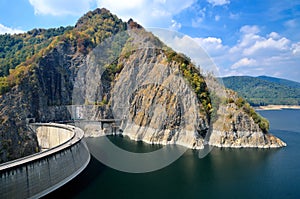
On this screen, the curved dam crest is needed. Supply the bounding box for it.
[0,123,90,199]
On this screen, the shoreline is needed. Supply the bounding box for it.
[255,105,300,110]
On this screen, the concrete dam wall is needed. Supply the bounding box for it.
[36,124,75,150]
[0,123,90,199]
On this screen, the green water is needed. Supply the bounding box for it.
[45,109,300,199]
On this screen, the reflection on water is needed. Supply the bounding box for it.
[106,135,163,153]
[45,110,300,199]
[86,136,188,173]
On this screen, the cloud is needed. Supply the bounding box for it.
[29,0,94,16]
[268,32,280,39]
[292,42,300,55]
[149,30,220,74]
[193,37,228,56]
[284,19,297,28]
[243,36,290,56]
[0,24,24,34]
[187,25,300,81]
[97,0,196,28]
[27,0,195,29]
[207,0,230,6]
[229,25,290,57]
[215,15,220,21]
[170,20,181,30]
[229,12,239,20]
[240,25,260,34]
[231,58,257,69]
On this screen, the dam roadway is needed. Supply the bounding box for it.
[0,123,91,199]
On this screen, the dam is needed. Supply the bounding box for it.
[0,123,90,199]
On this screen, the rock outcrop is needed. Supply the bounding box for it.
[209,94,287,148]
[110,46,209,149]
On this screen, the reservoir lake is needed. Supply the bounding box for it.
[45,109,300,199]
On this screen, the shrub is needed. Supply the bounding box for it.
[234,96,270,133]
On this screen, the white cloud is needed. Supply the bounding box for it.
[268,32,280,39]
[229,12,239,20]
[229,25,290,58]
[0,24,24,34]
[193,37,228,56]
[215,15,220,21]
[240,25,260,34]
[27,0,195,28]
[231,58,257,69]
[207,0,230,6]
[97,0,195,28]
[191,7,206,28]
[98,0,145,11]
[170,20,181,30]
[185,25,300,80]
[29,0,94,16]
[232,26,290,57]
[243,36,290,56]
[149,30,220,74]
[284,19,297,28]
[292,42,300,55]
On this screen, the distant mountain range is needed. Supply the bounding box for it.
[222,76,300,106]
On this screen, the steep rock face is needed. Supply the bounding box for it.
[209,90,286,148]
[0,75,40,163]
[109,47,209,148]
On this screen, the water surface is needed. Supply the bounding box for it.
[45,109,300,199]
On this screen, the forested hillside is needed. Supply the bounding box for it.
[222,76,300,106]
[0,27,73,77]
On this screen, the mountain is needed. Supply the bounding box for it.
[0,8,286,163]
[222,76,300,106]
[257,76,300,88]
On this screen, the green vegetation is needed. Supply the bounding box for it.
[75,8,126,46]
[0,77,9,94]
[0,26,72,77]
[0,8,128,96]
[164,47,212,117]
[222,76,300,106]
[0,27,72,95]
[258,75,300,88]
[234,96,269,133]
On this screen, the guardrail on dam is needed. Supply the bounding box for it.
[0,123,91,199]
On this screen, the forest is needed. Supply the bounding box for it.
[222,76,300,106]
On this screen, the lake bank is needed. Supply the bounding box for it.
[255,105,300,110]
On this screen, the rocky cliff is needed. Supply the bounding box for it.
[0,8,286,163]
[0,8,126,163]
[209,89,286,148]
[105,29,286,149]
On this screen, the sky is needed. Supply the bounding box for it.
[0,0,300,82]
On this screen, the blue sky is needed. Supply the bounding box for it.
[0,0,300,82]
